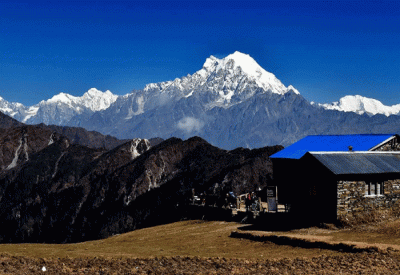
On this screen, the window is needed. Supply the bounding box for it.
[365,182,384,196]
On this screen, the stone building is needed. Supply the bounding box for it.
[270,134,400,223]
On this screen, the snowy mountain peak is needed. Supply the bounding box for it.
[202,55,219,70]
[287,85,300,95]
[140,51,300,113]
[201,51,295,95]
[40,88,118,112]
[8,88,120,125]
[81,88,118,111]
[84,88,114,98]
[0,96,30,122]
[86,88,103,96]
[46,92,77,104]
[221,51,264,73]
[202,51,259,71]
[318,95,400,117]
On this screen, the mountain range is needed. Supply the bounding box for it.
[2,51,400,148]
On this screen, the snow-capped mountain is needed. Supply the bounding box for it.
[315,95,400,117]
[103,51,300,120]
[1,88,118,125]
[44,88,118,112]
[140,51,298,110]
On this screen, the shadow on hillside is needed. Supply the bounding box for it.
[234,212,320,232]
[229,231,382,254]
[236,223,302,232]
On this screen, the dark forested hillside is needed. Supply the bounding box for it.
[0,131,281,243]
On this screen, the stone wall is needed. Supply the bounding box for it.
[337,179,400,216]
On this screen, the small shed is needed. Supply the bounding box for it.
[270,134,400,222]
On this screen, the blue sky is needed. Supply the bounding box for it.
[1,0,399,106]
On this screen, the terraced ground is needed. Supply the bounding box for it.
[1,220,400,274]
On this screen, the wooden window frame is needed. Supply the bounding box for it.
[365,182,384,196]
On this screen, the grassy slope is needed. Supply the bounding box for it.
[1,219,400,260]
[2,220,400,274]
[0,220,343,260]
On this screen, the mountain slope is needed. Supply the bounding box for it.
[0,125,67,171]
[0,111,138,176]
[0,111,24,129]
[0,133,282,243]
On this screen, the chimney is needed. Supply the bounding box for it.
[348,146,353,152]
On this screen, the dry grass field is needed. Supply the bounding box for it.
[1,219,400,274]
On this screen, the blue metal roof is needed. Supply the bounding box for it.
[270,134,395,160]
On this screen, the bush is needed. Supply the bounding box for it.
[337,209,391,227]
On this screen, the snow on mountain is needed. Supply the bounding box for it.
[44,88,118,112]
[24,88,118,125]
[0,96,31,122]
[0,96,20,117]
[139,51,299,113]
[316,95,400,117]
[80,88,118,111]
[202,51,296,96]
[23,106,40,122]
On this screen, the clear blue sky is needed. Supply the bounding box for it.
[1,0,399,106]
